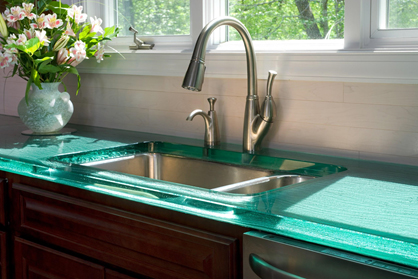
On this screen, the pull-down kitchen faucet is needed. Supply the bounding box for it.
[182,16,276,153]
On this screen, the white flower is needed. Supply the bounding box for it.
[0,52,11,68]
[36,14,49,29]
[64,21,76,37]
[6,33,16,45]
[23,27,36,39]
[45,13,63,29]
[6,6,23,22]
[21,3,36,20]
[94,43,105,63]
[90,16,103,34]
[70,40,87,63]
[16,33,27,45]
[4,51,17,65]
[35,30,50,46]
[67,5,87,24]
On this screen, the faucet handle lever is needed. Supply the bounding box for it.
[207,97,217,111]
[266,70,277,97]
[261,70,277,123]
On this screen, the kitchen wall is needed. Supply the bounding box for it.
[2,73,418,166]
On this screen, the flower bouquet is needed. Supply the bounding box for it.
[0,0,119,101]
[0,0,119,134]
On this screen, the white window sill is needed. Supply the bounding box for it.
[77,39,418,84]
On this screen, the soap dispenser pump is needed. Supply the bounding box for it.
[186,97,220,148]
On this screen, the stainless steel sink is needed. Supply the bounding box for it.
[81,152,314,194]
[50,142,346,195]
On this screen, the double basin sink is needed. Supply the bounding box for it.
[49,141,346,196]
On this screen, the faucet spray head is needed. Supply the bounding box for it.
[182,59,206,91]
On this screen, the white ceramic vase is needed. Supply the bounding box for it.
[18,82,74,134]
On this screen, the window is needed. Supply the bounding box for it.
[116,0,190,36]
[77,1,418,85]
[228,0,344,41]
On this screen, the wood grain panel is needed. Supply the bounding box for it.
[14,237,105,279]
[0,231,7,279]
[12,183,238,279]
[0,179,6,227]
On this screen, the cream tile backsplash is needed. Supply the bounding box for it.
[2,73,418,166]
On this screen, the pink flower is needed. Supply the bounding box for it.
[45,13,63,29]
[6,34,16,45]
[90,16,103,34]
[16,33,27,45]
[94,43,105,63]
[64,22,75,37]
[57,48,69,65]
[21,3,36,20]
[36,14,49,29]
[35,30,50,46]
[69,40,87,63]
[2,9,15,29]
[67,5,87,24]
[0,52,11,68]
[4,50,17,65]
[6,6,24,22]
[24,28,36,39]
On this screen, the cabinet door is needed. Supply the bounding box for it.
[14,237,105,279]
[0,179,6,227]
[0,232,7,279]
[12,183,238,279]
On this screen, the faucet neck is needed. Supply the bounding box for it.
[191,17,258,97]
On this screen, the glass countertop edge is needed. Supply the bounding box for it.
[0,154,417,270]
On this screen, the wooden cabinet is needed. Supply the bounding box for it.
[0,232,7,279]
[0,178,6,227]
[11,182,241,279]
[14,237,105,279]
[0,179,8,279]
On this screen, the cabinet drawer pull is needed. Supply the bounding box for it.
[249,253,305,279]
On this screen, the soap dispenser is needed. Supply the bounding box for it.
[186,97,220,147]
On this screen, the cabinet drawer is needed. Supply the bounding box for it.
[14,237,104,279]
[12,183,238,279]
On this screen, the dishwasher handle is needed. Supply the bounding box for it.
[249,253,306,279]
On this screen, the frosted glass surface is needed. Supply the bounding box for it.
[1,115,418,269]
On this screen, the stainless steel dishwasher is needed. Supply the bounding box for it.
[243,231,418,279]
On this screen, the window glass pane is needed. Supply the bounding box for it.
[228,0,344,40]
[386,0,418,29]
[116,0,190,36]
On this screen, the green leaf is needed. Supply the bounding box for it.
[25,77,33,104]
[103,26,115,37]
[7,43,28,53]
[12,64,18,76]
[79,25,92,40]
[31,69,42,89]
[25,38,41,55]
[103,26,118,39]
[35,57,53,65]
[47,1,70,16]
[38,64,61,74]
[60,65,81,95]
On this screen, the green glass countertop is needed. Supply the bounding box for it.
[1,115,418,270]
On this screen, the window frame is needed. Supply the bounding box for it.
[76,0,418,85]
[345,0,418,50]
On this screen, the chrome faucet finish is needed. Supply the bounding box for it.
[186,97,220,147]
[182,16,276,153]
